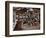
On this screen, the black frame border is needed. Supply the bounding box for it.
[5,1,45,37]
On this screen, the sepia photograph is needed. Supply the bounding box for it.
[13,7,40,31]
[5,1,45,37]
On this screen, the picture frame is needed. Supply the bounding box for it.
[5,1,45,37]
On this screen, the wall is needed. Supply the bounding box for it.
[0,0,46,38]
